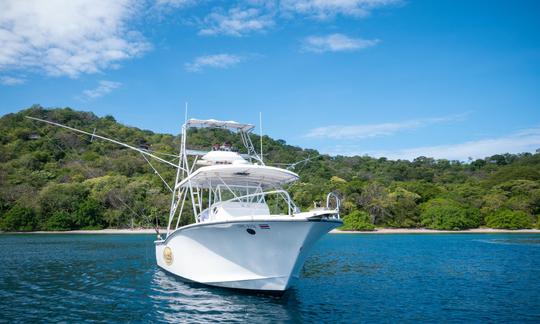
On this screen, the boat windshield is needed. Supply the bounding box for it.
[188,182,298,222]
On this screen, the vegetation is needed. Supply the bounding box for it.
[1,106,539,231]
[341,210,375,231]
[485,210,532,230]
[419,198,480,230]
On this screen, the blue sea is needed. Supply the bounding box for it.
[1,233,539,323]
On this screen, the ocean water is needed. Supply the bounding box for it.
[0,233,539,323]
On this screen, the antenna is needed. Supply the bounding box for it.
[259,111,263,162]
[184,102,188,126]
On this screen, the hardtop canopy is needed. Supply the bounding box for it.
[176,164,299,189]
[186,118,255,132]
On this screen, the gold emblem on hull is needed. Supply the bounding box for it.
[163,246,173,265]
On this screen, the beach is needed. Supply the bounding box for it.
[332,228,540,234]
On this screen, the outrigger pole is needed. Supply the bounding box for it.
[25,115,175,236]
[25,116,182,170]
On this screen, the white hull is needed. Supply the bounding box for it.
[155,218,341,292]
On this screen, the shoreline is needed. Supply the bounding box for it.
[2,228,164,235]
[2,227,540,235]
[331,228,540,234]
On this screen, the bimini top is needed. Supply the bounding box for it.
[176,164,299,189]
[186,118,255,132]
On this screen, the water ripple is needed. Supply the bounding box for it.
[1,233,539,323]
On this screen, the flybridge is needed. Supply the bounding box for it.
[181,118,264,167]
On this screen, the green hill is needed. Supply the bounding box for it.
[1,105,539,231]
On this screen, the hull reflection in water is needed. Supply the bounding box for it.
[150,270,302,322]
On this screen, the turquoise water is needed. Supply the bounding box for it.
[0,233,539,323]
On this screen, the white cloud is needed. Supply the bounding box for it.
[302,33,379,53]
[82,80,122,99]
[305,114,466,139]
[199,7,275,36]
[156,0,193,7]
[0,76,25,85]
[281,0,401,20]
[195,1,399,36]
[185,54,243,72]
[362,128,540,161]
[0,0,149,78]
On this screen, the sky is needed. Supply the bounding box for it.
[1,0,539,161]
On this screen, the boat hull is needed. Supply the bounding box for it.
[155,219,341,292]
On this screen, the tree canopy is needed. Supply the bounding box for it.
[1,106,539,231]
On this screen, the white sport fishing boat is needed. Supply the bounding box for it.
[27,116,342,292]
[155,118,342,292]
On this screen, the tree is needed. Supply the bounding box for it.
[340,210,375,231]
[38,183,88,216]
[485,210,532,229]
[358,182,391,224]
[420,198,481,230]
[43,211,74,231]
[74,199,105,229]
[398,181,443,203]
[481,180,540,223]
[0,204,37,231]
[386,188,420,228]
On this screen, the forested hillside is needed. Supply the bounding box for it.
[1,106,539,231]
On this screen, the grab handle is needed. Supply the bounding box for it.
[326,192,341,219]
